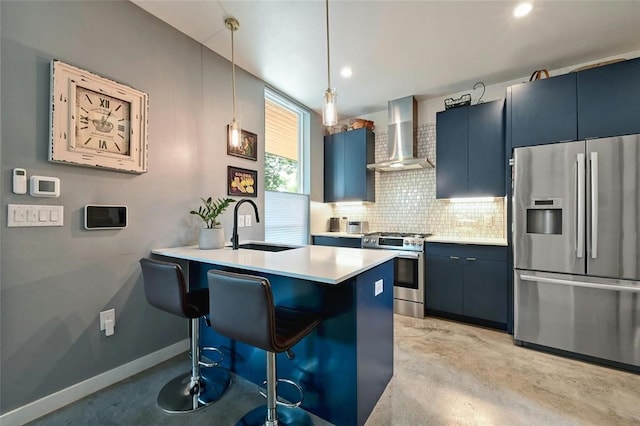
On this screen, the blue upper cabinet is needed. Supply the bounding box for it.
[436,106,468,199]
[468,100,505,196]
[577,57,640,139]
[436,100,505,199]
[511,73,578,148]
[323,132,343,203]
[324,128,375,203]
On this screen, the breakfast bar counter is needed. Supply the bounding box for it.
[152,244,396,284]
[152,244,396,425]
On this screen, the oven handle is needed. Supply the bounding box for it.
[395,252,422,260]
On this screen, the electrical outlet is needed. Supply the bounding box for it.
[374,279,383,296]
[100,309,115,331]
[245,214,252,227]
[238,215,245,227]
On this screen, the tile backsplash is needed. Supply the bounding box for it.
[332,123,506,238]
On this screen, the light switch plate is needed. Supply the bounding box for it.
[245,214,252,227]
[7,204,63,227]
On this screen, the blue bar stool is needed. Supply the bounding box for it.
[140,258,231,413]
[207,270,321,426]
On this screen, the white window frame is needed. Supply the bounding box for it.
[264,87,310,195]
[264,87,311,244]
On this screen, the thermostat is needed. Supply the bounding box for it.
[84,205,128,230]
[13,168,27,194]
[30,175,60,197]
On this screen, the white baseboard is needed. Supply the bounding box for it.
[0,339,189,426]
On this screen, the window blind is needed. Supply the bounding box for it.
[264,191,309,245]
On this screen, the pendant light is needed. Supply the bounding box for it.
[322,0,337,126]
[225,17,241,147]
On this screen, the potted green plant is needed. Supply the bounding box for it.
[190,197,235,249]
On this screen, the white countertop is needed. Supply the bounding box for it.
[312,232,507,246]
[152,244,397,285]
[311,232,364,238]
[426,236,508,246]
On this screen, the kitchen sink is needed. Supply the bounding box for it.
[237,243,296,252]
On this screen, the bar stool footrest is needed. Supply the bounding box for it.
[236,404,313,426]
[259,378,303,408]
[200,346,224,367]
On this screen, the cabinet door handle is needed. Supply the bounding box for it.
[449,256,460,260]
[466,257,477,261]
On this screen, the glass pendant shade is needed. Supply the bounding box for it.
[322,89,337,126]
[229,119,241,147]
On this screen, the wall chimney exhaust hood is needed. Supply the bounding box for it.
[367,95,434,172]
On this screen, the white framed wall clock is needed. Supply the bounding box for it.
[49,60,148,173]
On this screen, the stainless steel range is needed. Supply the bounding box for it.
[362,232,431,318]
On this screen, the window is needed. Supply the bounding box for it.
[264,88,310,245]
[264,90,308,193]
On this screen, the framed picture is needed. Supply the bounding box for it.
[227,166,257,197]
[227,127,258,161]
[49,60,148,173]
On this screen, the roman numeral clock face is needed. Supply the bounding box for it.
[75,86,131,156]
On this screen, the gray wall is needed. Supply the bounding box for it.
[0,0,305,412]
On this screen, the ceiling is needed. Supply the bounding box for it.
[131,0,640,119]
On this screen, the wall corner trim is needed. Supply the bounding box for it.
[0,339,189,425]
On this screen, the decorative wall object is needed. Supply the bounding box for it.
[227,166,257,197]
[227,127,257,161]
[49,60,148,173]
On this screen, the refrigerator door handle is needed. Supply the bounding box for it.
[590,152,599,259]
[520,274,640,293]
[576,153,585,259]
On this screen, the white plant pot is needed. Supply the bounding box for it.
[199,227,225,250]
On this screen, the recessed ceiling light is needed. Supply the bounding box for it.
[514,2,533,18]
[340,67,353,78]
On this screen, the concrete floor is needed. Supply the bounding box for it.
[368,315,639,426]
[29,316,639,425]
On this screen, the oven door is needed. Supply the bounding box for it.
[393,251,424,304]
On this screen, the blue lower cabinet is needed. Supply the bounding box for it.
[190,260,393,426]
[312,235,362,248]
[463,258,508,324]
[425,254,463,314]
[426,243,508,329]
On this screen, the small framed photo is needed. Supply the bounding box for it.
[227,166,257,197]
[227,127,258,161]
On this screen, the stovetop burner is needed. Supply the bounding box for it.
[362,231,432,251]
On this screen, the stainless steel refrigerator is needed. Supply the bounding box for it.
[513,134,640,369]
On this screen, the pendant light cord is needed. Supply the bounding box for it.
[325,0,331,90]
[231,27,237,121]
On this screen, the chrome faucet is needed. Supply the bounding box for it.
[231,199,260,250]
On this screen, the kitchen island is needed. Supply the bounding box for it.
[152,244,396,426]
